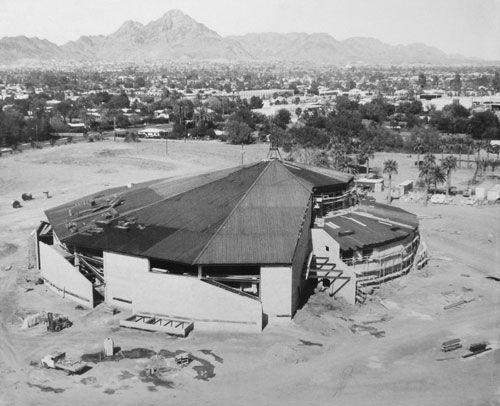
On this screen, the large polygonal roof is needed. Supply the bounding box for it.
[46,160,353,265]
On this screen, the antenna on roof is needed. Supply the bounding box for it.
[267,122,282,161]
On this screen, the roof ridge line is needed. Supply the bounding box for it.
[97,163,263,225]
[192,160,273,265]
[284,160,353,181]
[281,162,317,193]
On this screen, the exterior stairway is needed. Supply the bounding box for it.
[355,285,368,304]
[306,254,352,299]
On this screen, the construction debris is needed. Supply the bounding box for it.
[443,298,475,310]
[23,311,73,331]
[175,352,192,367]
[361,314,392,325]
[350,324,385,338]
[462,342,491,358]
[104,306,119,315]
[41,352,88,375]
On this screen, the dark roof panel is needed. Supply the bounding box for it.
[323,205,418,251]
[358,201,418,228]
[283,162,354,192]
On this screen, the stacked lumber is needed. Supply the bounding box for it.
[462,342,491,358]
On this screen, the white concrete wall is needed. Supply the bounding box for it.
[132,273,263,333]
[39,241,94,308]
[487,188,500,201]
[104,251,149,309]
[311,228,356,304]
[311,228,341,259]
[261,266,292,321]
[475,187,486,200]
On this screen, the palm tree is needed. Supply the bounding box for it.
[480,158,490,177]
[419,154,438,206]
[337,155,355,173]
[465,138,474,168]
[474,140,482,161]
[383,159,399,203]
[431,165,447,191]
[441,156,458,198]
[472,159,481,184]
[330,140,348,171]
[413,139,426,168]
[455,138,465,168]
[357,144,375,174]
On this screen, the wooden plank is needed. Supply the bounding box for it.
[444,299,474,310]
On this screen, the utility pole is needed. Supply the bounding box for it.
[241,143,244,165]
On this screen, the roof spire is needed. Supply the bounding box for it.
[266,122,282,160]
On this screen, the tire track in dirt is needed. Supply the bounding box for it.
[332,366,354,399]
[0,269,20,368]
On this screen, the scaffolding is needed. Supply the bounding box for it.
[343,234,420,288]
[307,232,422,304]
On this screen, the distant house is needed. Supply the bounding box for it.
[137,127,169,138]
[67,123,86,129]
[154,110,170,120]
[419,91,444,100]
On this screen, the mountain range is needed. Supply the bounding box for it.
[0,9,486,66]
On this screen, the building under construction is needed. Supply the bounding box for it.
[36,159,427,332]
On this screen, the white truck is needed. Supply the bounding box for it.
[41,352,88,375]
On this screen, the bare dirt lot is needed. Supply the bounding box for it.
[0,140,499,406]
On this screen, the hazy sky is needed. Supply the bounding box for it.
[2,0,499,60]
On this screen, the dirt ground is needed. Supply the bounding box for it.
[0,139,499,406]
